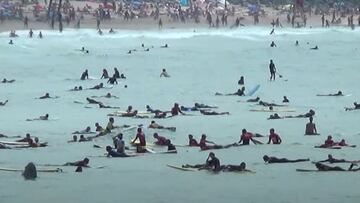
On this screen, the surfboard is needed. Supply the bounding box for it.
[167,164,196,171]
[296,169,347,172]
[114,111,153,115]
[246,84,260,96]
[0,141,28,145]
[314,146,342,149]
[0,167,62,172]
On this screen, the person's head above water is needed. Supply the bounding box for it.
[263,155,270,162]
[153,133,159,138]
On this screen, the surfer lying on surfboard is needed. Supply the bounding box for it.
[316,154,355,164]
[26,114,49,121]
[314,162,360,171]
[37,93,59,99]
[199,109,230,115]
[263,155,310,164]
[215,87,245,96]
[0,100,8,106]
[148,120,176,131]
[345,102,360,111]
[316,90,343,96]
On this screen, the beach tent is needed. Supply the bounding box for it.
[180,0,189,6]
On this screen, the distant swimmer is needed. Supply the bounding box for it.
[160,68,170,77]
[314,162,360,171]
[153,133,169,146]
[72,126,95,134]
[188,134,199,146]
[0,100,8,106]
[80,69,89,80]
[305,116,318,135]
[200,110,229,115]
[95,122,104,132]
[160,44,168,48]
[98,103,120,109]
[78,135,91,142]
[69,86,83,91]
[9,40,13,45]
[269,59,276,81]
[238,129,263,145]
[270,41,276,47]
[316,91,343,96]
[38,31,43,38]
[67,135,78,143]
[267,128,282,144]
[28,137,48,147]
[246,97,260,103]
[345,102,360,111]
[194,103,217,109]
[107,76,118,84]
[171,103,185,116]
[127,50,132,54]
[263,155,309,164]
[86,97,101,104]
[37,93,59,99]
[109,28,116,34]
[222,162,253,172]
[88,83,104,90]
[92,93,118,99]
[101,69,109,79]
[26,114,49,121]
[2,78,15,83]
[120,73,126,79]
[283,96,289,103]
[29,29,33,38]
[64,158,90,167]
[295,40,299,46]
[149,120,176,131]
[258,100,286,107]
[215,87,245,96]
[284,109,315,118]
[268,113,282,120]
[310,46,319,50]
[238,76,244,85]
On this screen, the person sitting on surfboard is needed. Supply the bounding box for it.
[238,129,262,145]
[238,76,244,85]
[171,103,185,116]
[153,133,168,146]
[199,134,230,150]
[305,116,318,135]
[101,69,109,79]
[80,69,89,80]
[200,152,221,172]
[166,140,177,153]
[317,91,343,96]
[188,134,199,147]
[267,128,282,144]
[131,128,147,153]
[17,133,32,142]
[107,75,118,85]
[64,158,90,167]
[263,155,309,164]
[316,135,335,148]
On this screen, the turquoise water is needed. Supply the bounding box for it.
[0,27,359,203]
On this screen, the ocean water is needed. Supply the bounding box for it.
[0,27,360,203]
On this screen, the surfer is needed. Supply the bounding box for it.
[95,123,104,132]
[80,69,89,80]
[166,140,177,153]
[101,69,109,79]
[153,133,168,146]
[269,59,276,81]
[26,114,49,121]
[317,91,343,96]
[171,103,185,116]
[285,109,315,118]
[270,41,276,47]
[199,134,233,150]
[222,162,253,172]
[336,139,356,147]
[98,103,120,109]
[305,116,318,135]
[201,152,221,172]
[92,93,118,99]
[161,44,168,48]
[194,103,217,109]
[72,126,94,134]
[316,135,335,148]
[268,113,282,120]
[216,87,245,96]
[1,78,15,83]
[68,135,78,143]
[263,155,309,164]
[318,154,351,164]
[283,96,289,103]
[38,93,53,99]
[314,162,360,171]
[310,46,319,50]
[17,134,32,142]
[267,128,282,144]
[345,102,360,111]
[258,101,286,107]
[200,110,229,115]
[160,69,170,77]
[69,86,83,91]
[149,121,176,131]
[79,135,91,142]
[238,76,244,85]
[0,100,8,106]
[188,134,199,146]
[86,97,101,104]
[89,83,104,90]
[64,158,90,167]
[107,76,118,84]
[246,97,260,103]
[114,68,120,78]
[238,129,262,145]
[131,128,147,153]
